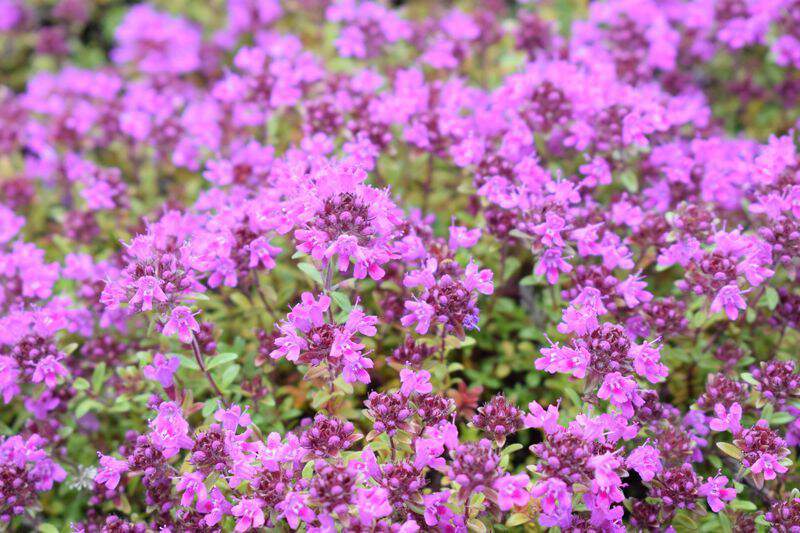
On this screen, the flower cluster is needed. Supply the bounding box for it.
[1,0,800,530]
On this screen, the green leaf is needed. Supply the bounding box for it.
[729,499,757,511]
[740,372,759,386]
[764,286,779,310]
[501,443,523,455]
[75,399,103,419]
[202,399,218,417]
[39,524,60,533]
[73,377,90,391]
[109,398,131,413]
[91,363,107,395]
[467,518,487,533]
[62,342,79,355]
[220,364,240,388]
[178,353,200,371]
[769,412,795,425]
[311,390,332,409]
[716,442,743,460]
[298,263,323,285]
[761,403,774,423]
[563,386,581,407]
[618,169,639,192]
[505,513,530,527]
[690,310,707,329]
[207,352,238,370]
[302,461,314,479]
[330,291,352,312]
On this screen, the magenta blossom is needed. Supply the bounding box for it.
[162,305,200,343]
[142,352,180,388]
[494,473,531,511]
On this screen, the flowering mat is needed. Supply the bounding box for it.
[1,0,800,531]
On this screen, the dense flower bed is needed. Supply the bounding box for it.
[2,0,800,530]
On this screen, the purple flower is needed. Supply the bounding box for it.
[709,402,742,433]
[626,445,662,482]
[142,353,180,388]
[698,475,736,512]
[148,401,194,459]
[215,405,252,431]
[494,473,531,511]
[277,491,315,529]
[162,305,200,343]
[710,285,748,320]
[399,368,432,396]
[95,453,128,490]
[355,486,392,524]
[231,497,265,532]
[751,453,789,480]
[177,471,208,507]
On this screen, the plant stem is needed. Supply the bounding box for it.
[191,333,229,407]
[251,271,276,320]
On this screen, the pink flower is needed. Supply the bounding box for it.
[535,342,589,379]
[751,453,788,480]
[710,285,747,320]
[197,487,232,526]
[414,437,446,470]
[698,475,736,512]
[626,445,662,482]
[0,356,20,403]
[129,275,167,312]
[148,401,194,458]
[177,471,208,507]
[356,487,392,524]
[494,473,531,511]
[423,491,457,527]
[162,305,200,343]
[400,299,435,334]
[557,304,599,336]
[399,368,432,396]
[463,260,494,295]
[143,352,180,388]
[524,401,560,434]
[231,498,265,532]
[31,355,68,388]
[531,477,572,526]
[631,342,668,384]
[617,273,652,308]
[597,372,640,418]
[709,403,742,433]
[448,223,481,250]
[533,212,566,248]
[215,405,252,431]
[94,453,128,489]
[535,248,572,284]
[277,491,315,529]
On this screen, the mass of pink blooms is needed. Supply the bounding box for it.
[2,0,800,530]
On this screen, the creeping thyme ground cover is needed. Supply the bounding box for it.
[3,0,800,531]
